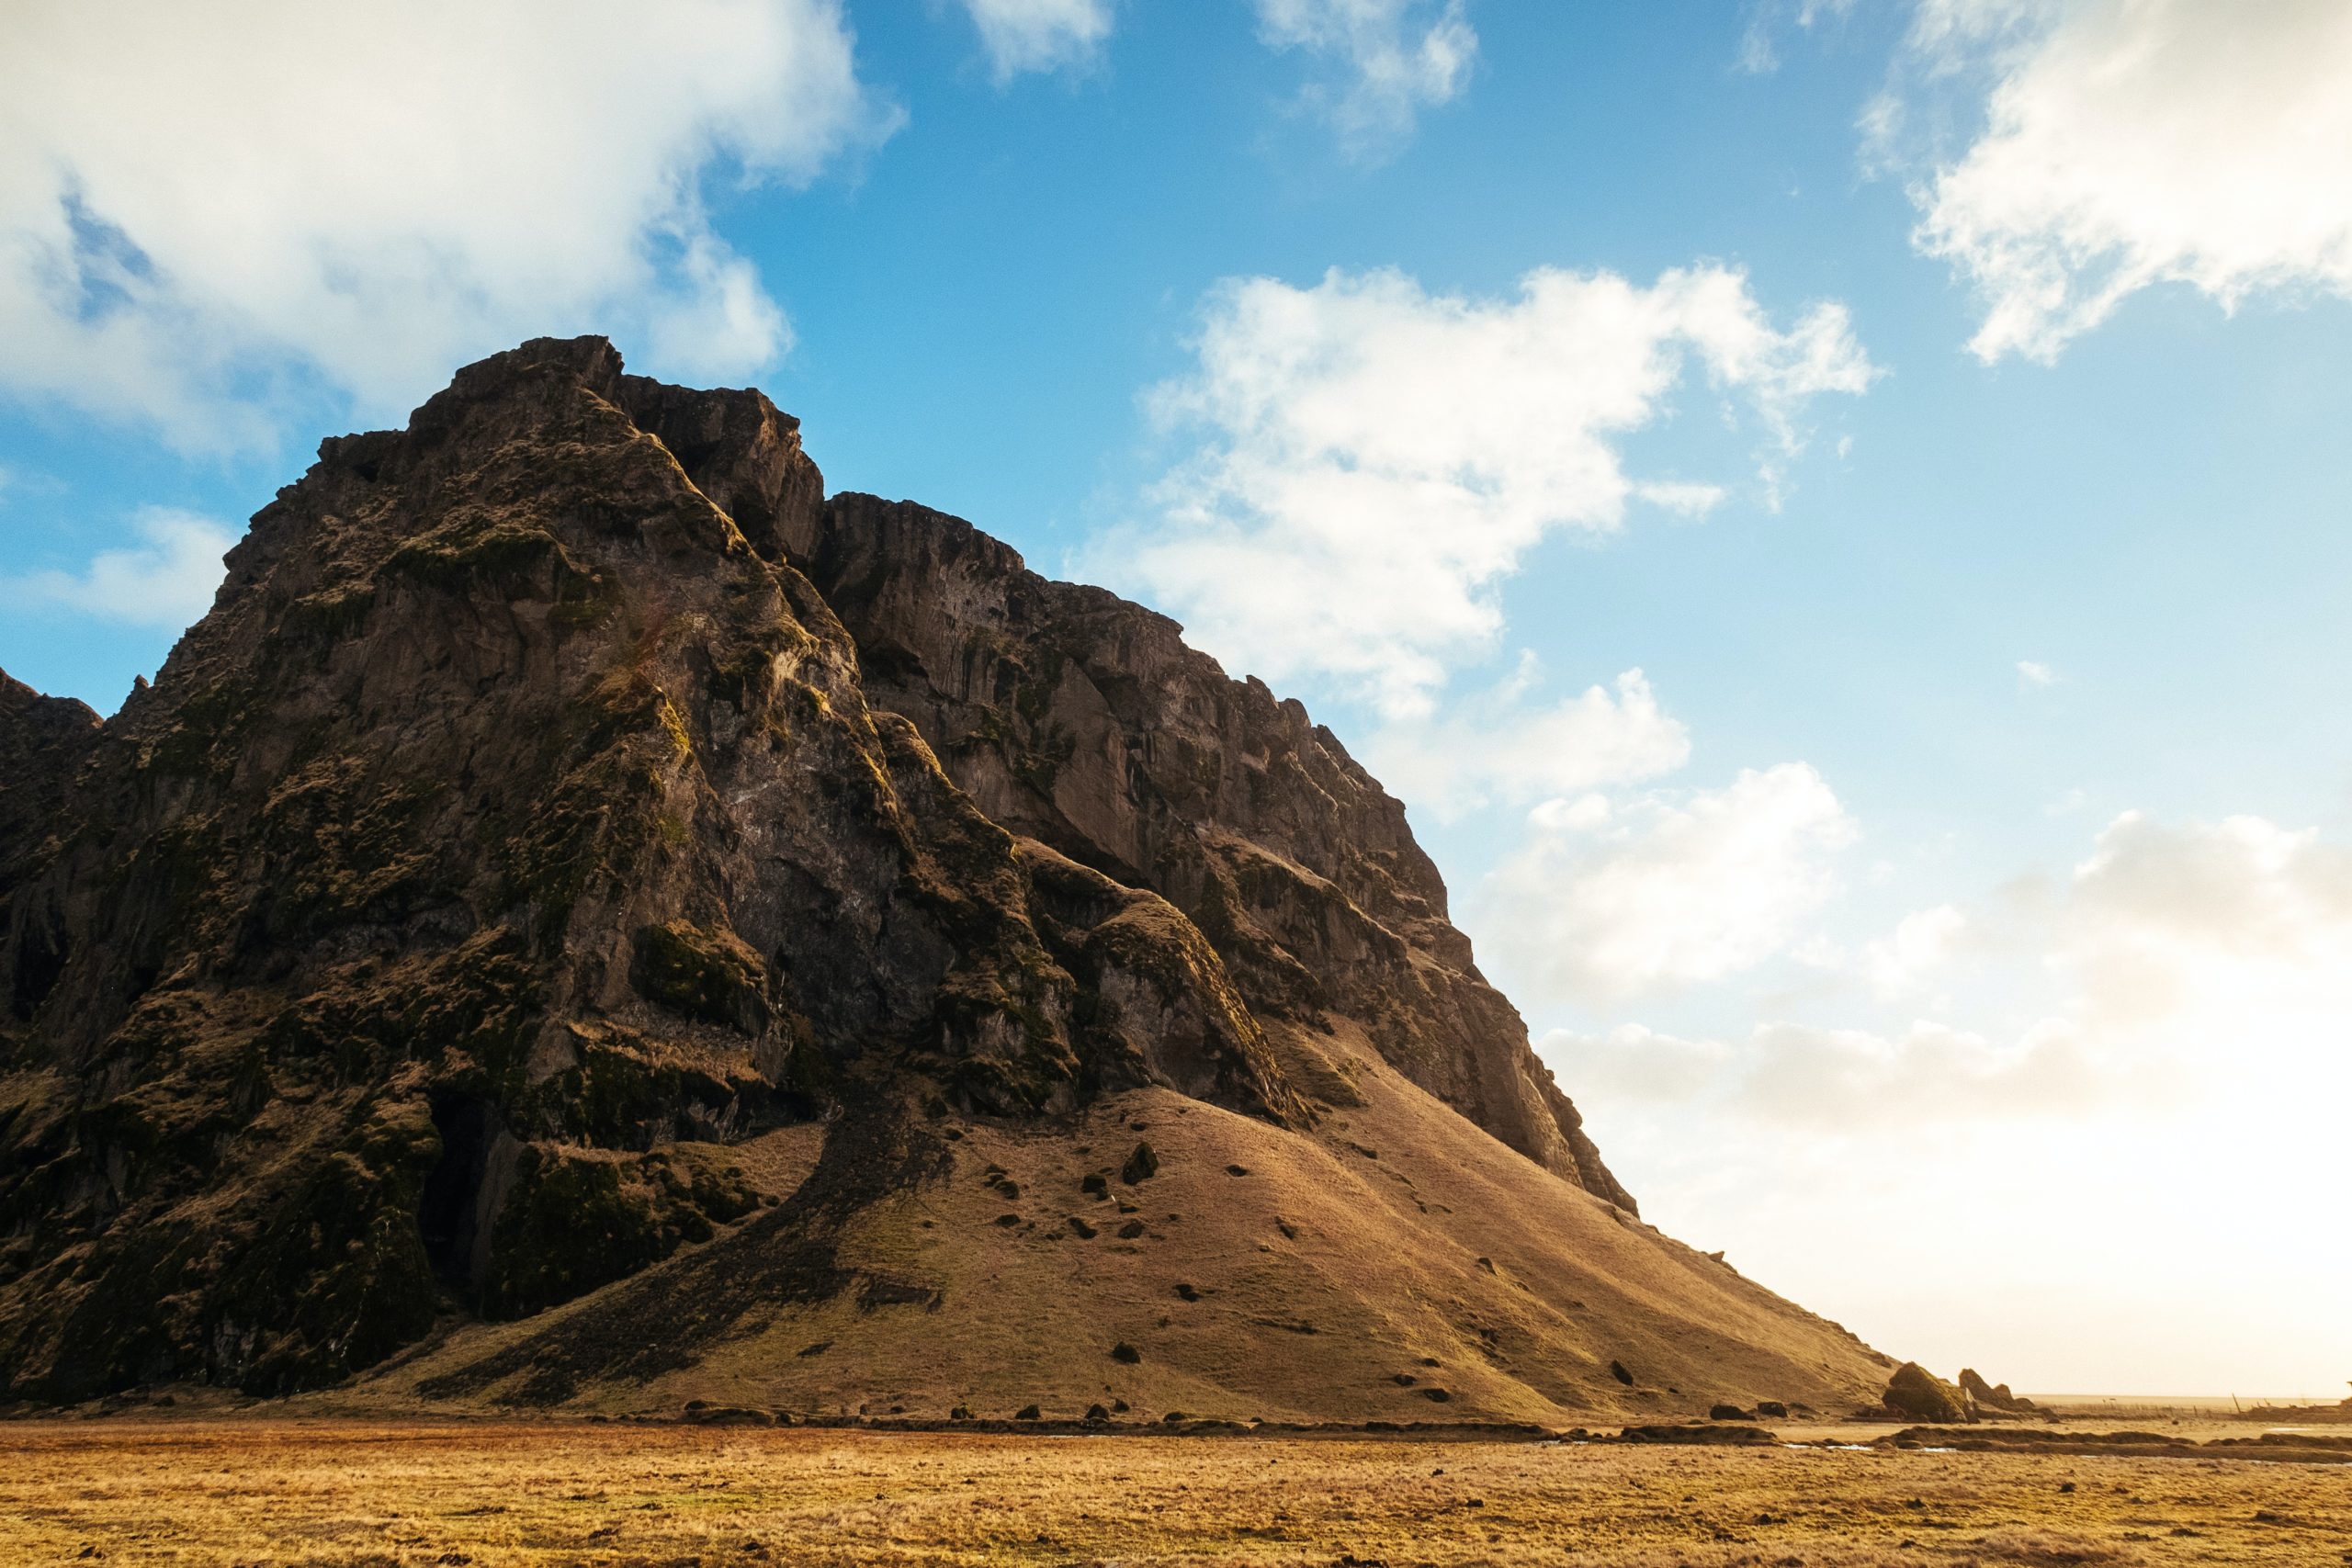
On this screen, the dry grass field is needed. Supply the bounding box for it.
[3,1418,2346,1567]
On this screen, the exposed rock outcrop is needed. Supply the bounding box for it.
[1957,1367,2040,1415]
[0,337,1881,1418]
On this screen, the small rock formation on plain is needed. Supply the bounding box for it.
[0,338,1892,1419]
[1957,1367,2039,1415]
[1883,1362,1976,1423]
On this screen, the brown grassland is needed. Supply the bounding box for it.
[2,1418,2346,1567]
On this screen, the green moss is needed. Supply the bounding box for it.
[258,763,447,937]
[486,673,679,941]
[646,1143,759,1224]
[384,522,565,588]
[631,920,769,1035]
[278,583,379,640]
[526,1032,741,1145]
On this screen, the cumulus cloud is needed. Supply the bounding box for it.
[2061,810,2352,1042]
[2016,659,2056,687]
[1095,265,1875,717]
[1540,1016,2098,1126]
[1255,0,1477,157]
[0,0,896,447]
[2,508,236,628]
[957,0,1116,80]
[1885,0,2352,361]
[1539,1022,1736,1103]
[1479,762,1858,1003]
[1362,664,1690,821]
[1541,805,2352,1393]
[1543,808,2352,1127]
[1860,903,1968,995]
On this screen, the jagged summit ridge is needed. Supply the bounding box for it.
[0,338,1885,1418]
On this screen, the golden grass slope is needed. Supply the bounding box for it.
[349,1030,1889,1423]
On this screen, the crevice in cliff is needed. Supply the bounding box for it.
[419,1092,505,1293]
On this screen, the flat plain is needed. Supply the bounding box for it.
[3,1418,2346,1567]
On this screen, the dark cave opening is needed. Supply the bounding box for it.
[418,1093,497,1289]
[8,919,66,1021]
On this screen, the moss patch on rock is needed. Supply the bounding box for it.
[477,1141,758,1320]
[631,920,770,1035]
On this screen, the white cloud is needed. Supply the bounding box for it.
[1555,808,2352,1121]
[1363,665,1690,821]
[1538,805,2352,1393]
[1255,0,1477,157]
[1888,0,2352,362]
[1745,1018,2102,1123]
[2060,810,2352,1044]
[1540,1016,2097,1126]
[1480,762,1858,1003]
[1539,1021,1735,1103]
[1736,0,1861,75]
[3,508,236,628]
[2016,658,2055,687]
[957,0,1116,80]
[0,0,897,448]
[1860,902,1967,995]
[1096,265,1875,718]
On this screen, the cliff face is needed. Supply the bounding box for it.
[0,339,1294,1400]
[796,494,1630,1208]
[0,338,1883,1418]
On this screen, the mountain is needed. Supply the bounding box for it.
[0,337,1890,1420]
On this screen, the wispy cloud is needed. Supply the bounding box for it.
[3,508,235,629]
[1254,0,1478,159]
[957,0,1116,81]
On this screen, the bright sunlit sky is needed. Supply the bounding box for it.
[4,1,2348,1396]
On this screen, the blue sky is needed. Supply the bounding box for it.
[6,0,2350,1394]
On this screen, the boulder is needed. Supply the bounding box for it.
[1883,1362,1974,1423]
[1958,1368,2038,1414]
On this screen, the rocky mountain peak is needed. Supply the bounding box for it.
[0,340,1889,1419]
